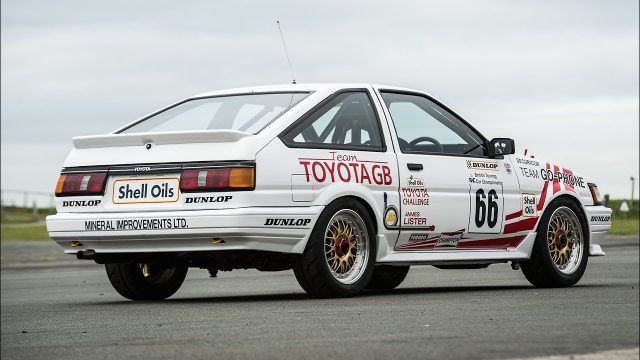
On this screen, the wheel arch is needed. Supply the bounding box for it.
[545,194,588,220]
[540,193,590,244]
[338,195,379,235]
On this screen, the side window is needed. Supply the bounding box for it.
[380,92,486,156]
[282,91,385,150]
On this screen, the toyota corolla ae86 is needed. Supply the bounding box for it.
[46,84,612,300]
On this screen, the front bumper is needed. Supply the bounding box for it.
[46,207,323,255]
[584,205,612,256]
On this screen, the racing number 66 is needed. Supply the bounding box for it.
[475,189,499,228]
[469,185,504,234]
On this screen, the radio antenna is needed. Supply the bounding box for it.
[276,20,296,84]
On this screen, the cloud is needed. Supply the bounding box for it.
[1,0,638,197]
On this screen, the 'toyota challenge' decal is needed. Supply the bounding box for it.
[400,176,434,229]
[298,152,392,185]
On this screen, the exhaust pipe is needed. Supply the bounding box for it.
[76,249,97,260]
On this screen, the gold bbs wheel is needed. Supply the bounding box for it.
[547,206,584,274]
[324,209,370,284]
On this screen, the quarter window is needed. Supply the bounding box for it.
[282,91,384,151]
[380,92,486,156]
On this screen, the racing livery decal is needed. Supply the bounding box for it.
[517,160,585,194]
[85,218,188,231]
[383,192,399,229]
[62,200,101,207]
[466,160,499,171]
[435,232,463,248]
[408,233,430,242]
[298,151,392,185]
[264,218,312,227]
[399,176,434,230]
[395,229,526,251]
[521,194,537,217]
[184,195,233,204]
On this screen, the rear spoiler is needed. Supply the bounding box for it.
[72,130,253,149]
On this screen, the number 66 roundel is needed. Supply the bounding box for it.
[468,184,504,234]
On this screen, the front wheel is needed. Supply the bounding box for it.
[521,198,589,287]
[293,199,377,298]
[105,262,188,300]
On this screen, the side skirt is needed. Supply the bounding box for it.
[376,232,536,266]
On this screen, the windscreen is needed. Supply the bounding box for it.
[119,92,310,134]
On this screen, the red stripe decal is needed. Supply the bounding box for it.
[537,163,550,211]
[457,236,526,248]
[552,165,561,194]
[505,210,522,221]
[396,235,526,251]
[563,168,574,192]
[504,217,538,234]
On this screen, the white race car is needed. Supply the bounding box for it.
[46,84,612,300]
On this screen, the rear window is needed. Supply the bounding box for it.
[119,92,310,134]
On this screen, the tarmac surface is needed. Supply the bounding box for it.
[1,236,638,360]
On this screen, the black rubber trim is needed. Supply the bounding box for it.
[61,160,255,176]
[60,166,109,174]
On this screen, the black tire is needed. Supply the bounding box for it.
[293,198,377,298]
[521,197,589,287]
[105,262,188,300]
[366,265,410,290]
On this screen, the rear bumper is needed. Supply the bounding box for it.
[584,205,612,256]
[46,207,322,255]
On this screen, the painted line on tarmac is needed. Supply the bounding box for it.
[511,347,639,360]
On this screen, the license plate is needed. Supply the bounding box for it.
[112,178,180,204]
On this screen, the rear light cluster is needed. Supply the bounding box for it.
[180,167,254,192]
[55,165,255,197]
[55,172,108,197]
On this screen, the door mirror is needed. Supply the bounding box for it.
[489,138,515,157]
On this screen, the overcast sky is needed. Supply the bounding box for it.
[1,0,638,201]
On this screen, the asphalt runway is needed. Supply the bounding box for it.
[1,236,638,360]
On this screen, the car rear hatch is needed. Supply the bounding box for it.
[55,130,259,213]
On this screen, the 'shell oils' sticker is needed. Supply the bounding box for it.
[521,194,537,217]
[112,178,179,204]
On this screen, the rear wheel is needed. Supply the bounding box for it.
[293,199,376,298]
[105,262,188,300]
[366,265,410,290]
[521,198,588,287]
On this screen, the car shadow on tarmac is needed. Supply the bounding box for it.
[83,283,615,305]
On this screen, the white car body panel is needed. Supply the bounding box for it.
[46,83,612,265]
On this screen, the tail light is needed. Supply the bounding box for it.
[180,167,254,192]
[55,172,108,196]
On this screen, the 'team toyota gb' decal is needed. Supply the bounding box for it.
[298,152,392,185]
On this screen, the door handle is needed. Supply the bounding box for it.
[407,163,423,171]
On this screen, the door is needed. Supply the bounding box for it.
[376,90,521,251]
